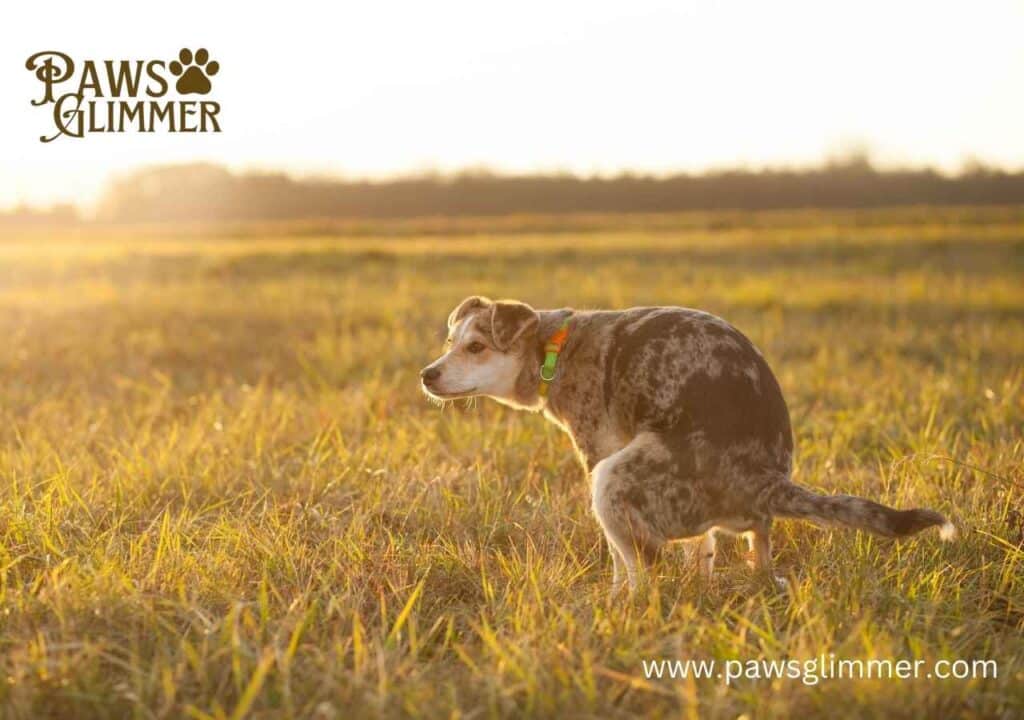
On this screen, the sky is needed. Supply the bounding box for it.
[2,0,1023,211]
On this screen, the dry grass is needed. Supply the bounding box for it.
[0,208,1022,718]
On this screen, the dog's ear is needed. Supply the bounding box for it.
[490,300,539,351]
[448,296,492,329]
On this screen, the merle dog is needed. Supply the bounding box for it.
[421,296,954,592]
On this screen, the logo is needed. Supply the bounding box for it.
[25,48,222,143]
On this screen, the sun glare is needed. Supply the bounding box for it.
[1,0,1022,210]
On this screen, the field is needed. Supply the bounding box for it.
[0,207,1022,718]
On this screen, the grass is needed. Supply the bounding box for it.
[0,207,1022,718]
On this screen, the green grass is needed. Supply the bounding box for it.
[0,207,1022,718]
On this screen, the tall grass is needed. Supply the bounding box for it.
[0,209,1021,718]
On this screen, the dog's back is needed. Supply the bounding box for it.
[546,307,792,477]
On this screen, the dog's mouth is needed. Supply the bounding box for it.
[421,383,478,400]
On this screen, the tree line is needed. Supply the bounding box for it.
[5,158,1024,224]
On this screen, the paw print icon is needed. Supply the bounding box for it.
[169,48,219,95]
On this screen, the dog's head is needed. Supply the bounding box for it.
[421,296,539,404]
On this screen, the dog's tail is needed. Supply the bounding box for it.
[768,483,956,540]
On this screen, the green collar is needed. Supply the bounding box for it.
[539,318,571,397]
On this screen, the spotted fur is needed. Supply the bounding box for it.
[422,298,955,593]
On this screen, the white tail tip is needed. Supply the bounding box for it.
[938,522,957,541]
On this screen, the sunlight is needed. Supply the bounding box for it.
[2,0,1023,210]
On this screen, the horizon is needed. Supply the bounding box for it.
[3,0,1023,212]
[3,152,1018,216]
[6,156,1022,224]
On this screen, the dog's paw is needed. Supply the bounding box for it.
[751,571,789,594]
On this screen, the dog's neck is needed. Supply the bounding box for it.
[534,308,575,364]
[502,308,575,411]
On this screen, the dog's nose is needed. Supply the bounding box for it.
[421,366,441,384]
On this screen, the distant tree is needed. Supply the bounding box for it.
[0,203,79,225]
[79,160,1024,223]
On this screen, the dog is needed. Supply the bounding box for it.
[421,296,955,592]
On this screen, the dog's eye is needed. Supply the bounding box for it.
[467,341,486,354]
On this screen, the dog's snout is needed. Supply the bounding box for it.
[421,366,441,384]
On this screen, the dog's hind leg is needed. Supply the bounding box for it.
[747,518,786,590]
[591,434,669,593]
[608,541,626,591]
[697,531,717,579]
[683,532,716,580]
